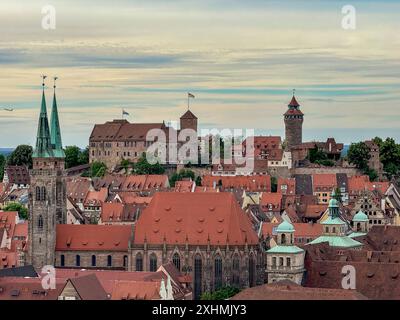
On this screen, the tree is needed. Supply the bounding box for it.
[0,154,5,181]
[379,138,400,179]
[64,146,81,169]
[120,159,133,174]
[200,286,240,300]
[3,202,28,220]
[365,168,378,182]
[169,169,195,187]
[347,142,371,171]
[90,161,107,177]
[7,145,33,168]
[78,146,89,165]
[195,175,202,186]
[308,145,328,163]
[134,154,165,175]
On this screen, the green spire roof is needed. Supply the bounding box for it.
[50,80,65,158]
[33,85,53,158]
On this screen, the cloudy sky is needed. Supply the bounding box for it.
[0,0,399,148]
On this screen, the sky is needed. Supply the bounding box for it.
[0,0,399,148]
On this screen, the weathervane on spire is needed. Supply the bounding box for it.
[53,76,58,90]
[292,88,296,96]
[41,75,47,87]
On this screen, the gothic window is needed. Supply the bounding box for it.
[107,255,112,267]
[76,255,80,267]
[248,255,255,287]
[172,252,181,271]
[35,186,41,201]
[135,253,143,271]
[214,255,223,290]
[41,186,46,201]
[38,215,43,229]
[287,257,291,267]
[60,255,65,267]
[91,255,96,267]
[149,253,157,272]
[194,254,202,300]
[232,255,240,287]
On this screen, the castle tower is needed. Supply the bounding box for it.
[265,220,305,284]
[284,92,304,149]
[180,110,198,133]
[27,77,66,270]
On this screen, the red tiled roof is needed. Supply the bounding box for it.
[101,202,124,222]
[0,277,64,300]
[348,176,389,194]
[260,192,283,211]
[303,204,328,218]
[84,188,108,206]
[174,180,195,193]
[278,178,296,195]
[312,174,337,190]
[134,192,259,246]
[56,224,131,251]
[180,110,197,119]
[111,280,161,300]
[202,175,271,192]
[122,175,168,191]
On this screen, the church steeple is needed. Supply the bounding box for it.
[50,77,65,158]
[33,76,53,158]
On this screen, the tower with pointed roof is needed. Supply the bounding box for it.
[284,91,304,149]
[27,77,67,269]
[265,220,305,284]
[180,109,198,133]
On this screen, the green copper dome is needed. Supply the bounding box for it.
[353,210,368,222]
[276,220,295,233]
[328,197,339,208]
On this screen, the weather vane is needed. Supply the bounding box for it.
[41,75,47,87]
[293,88,296,96]
[53,76,58,89]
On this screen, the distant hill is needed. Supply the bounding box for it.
[0,148,13,156]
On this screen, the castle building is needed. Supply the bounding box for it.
[284,94,304,150]
[27,79,67,269]
[265,220,305,285]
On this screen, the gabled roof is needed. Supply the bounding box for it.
[180,110,197,119]
[134,192,259,246]
[67,274,109,300]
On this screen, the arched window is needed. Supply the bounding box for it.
[107,255,112,267]
[60,255,65,267]
[149,253,157,272]
[172,252,181,271]
[123,255,128,268]
[248,255,255,287]
[35,186,41,201]
[76,255,80,267]
[194,254,202,300]
[135,253,143,271]
[281,233,286,244]
[272,257,277,267]
[279,257,284,267]
[287,257,291,267]
[214,255,223,290]
[357,223,361,232]
[41,186,46,201]
[91,255,96,267]
[38,215,43,229]
[332,227,336,234]
[232,255,240,287]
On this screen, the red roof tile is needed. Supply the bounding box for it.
[56,224,131,251]
[134,192,259,246]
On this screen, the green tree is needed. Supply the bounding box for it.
[379,138,400,179]
[365,168,378,182]
[0,154,5,181]
[169,169,195,187]
[78,146,89,165]
[195,175,202,186]
[134,153,165,175]
[347,142,371,171]
[90,161,107,177]
[200,286,240,300]
[64,146,81,168]
[120,159,133,174]
[308,145,328,163]
[7,145,33,168]
[3,202,28,220]
[271,176,278,192]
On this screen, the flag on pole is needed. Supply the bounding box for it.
[122,109,129,116]
[188,92,195,98]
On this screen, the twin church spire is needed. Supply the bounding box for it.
[33,76,65,159]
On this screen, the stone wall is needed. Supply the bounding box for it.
[292,167,360,176]
[55,250,128,269]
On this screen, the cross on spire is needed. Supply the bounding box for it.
[53,76,58,90]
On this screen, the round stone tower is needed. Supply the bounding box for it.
[284,93,304,149]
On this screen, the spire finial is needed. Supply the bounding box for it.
[41,75,47,88]
[53,76,58,90]
[292,88,296,96]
